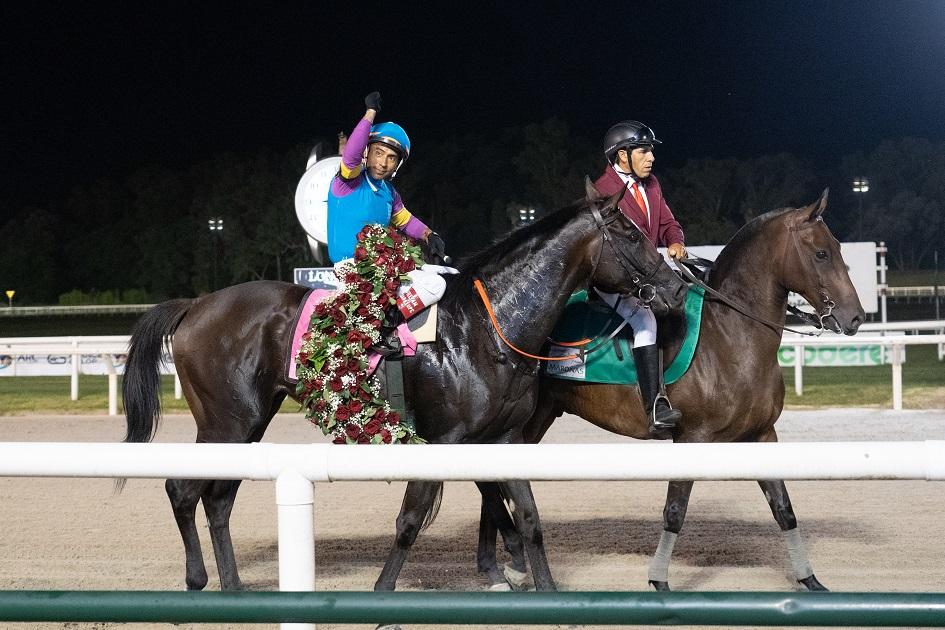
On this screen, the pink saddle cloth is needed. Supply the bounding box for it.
[286,289,418,383]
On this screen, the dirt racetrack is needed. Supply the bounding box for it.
[1,408,945,630]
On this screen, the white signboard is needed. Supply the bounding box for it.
[0,353,176,377]
[293,267,341,290]
[665,241,880,314]
[777,344,903,367]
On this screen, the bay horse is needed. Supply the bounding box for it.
[476,190,865,592]
[121,178,689,593]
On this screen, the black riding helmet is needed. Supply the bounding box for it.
[603,120,661,163]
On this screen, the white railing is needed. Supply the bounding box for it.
[0,439,944,630]
[783,334,945,410]
[0,336,180,415]
[3,325,944,414]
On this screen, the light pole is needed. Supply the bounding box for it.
[852,177,869,240]
[208,217,224,291]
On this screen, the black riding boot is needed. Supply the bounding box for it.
[632,344,681,436]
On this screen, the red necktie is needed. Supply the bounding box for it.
[632,182,648,221]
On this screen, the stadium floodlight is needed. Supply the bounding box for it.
[852,178,869,193]
[518,207,537,224]
[852,178,869,239]
[208,217,224,232]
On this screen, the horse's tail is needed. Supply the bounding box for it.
[122,298,192,445]
[419,482,444,533]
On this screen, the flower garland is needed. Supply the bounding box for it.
[295,224,426,444]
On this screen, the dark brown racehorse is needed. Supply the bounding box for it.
[121,179,688,592]
[476,190,865,592]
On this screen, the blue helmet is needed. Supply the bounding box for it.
[369,122,411,163]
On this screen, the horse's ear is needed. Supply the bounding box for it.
[605,185,627,211]
[807,188,829,221]
[585,176,602,202]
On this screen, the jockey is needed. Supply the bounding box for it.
[327,91,455,321]
[594,120,687,434]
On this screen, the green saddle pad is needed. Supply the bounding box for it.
[543,285,705,385]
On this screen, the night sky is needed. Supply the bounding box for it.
[4,1,945,211]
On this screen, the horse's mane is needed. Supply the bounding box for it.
[712,206,794,273]
[440,198,587,306]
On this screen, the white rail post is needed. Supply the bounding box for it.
[174,373,182,399]
[794,344,804,396]
[891,342,903,411]
[276,470,316,630]
[70,339,79,401]
[102,354,118,416]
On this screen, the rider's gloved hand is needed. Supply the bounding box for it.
[364,91,382,112]
[667,242,686,260]
[427,231,447,260]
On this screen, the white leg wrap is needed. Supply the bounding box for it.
[782,527,813,579]
[648,530,678,582]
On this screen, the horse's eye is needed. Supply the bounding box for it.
[816,250,828,260]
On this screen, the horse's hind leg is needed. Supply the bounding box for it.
[375,481,443,591]
[476,482,528,590]
[499,480,557,591]
[648,479,694,591]
[758,479,827,591]
[166,478,212,590]
[203,479,245,590]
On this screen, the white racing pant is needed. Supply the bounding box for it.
[595,289,657,348]
[334,260,457,319]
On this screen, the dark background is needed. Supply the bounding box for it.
[3,1,945,303]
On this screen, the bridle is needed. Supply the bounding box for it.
[674,218,839,337]
[588,203,662,307]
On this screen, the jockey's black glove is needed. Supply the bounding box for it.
[364,91,382,112]
[427,232,447,260]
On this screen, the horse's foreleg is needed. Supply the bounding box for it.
[375,481,442,592]
[476,482,528,590]
[499,480,557,591]
[166,478,210,591]
[648,479,694,591]
[202,479,244,591]
[758,479,827,591]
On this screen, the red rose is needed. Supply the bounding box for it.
[313,399,327,412]
[399,258,416,273]
[356,305,369,316]
[387,411,400,425]
[346,330,362,345]
[314,302,328,317]
[329,378,344,392]
[297,351,308,363]
[335,405,350,421]
[358,293,373,307]
[384,278,399,292]
[331,310,346,326]
[333,348,344,359]
[391,232,402,244]
[363,418,382,436]
[354,246,368,260]
[361,337,374,350]
[369,317,382,328]
[349,399,364,414]
[357,434,371,444]
[345,423,361,439]
[376,254,388,266]
[346,357,361,371]
[359,388,373,402]
[358,225,372,240]
[332,435,346,444]
[335,293,350,306]
[380,428,392,443]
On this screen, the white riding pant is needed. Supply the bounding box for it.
[334,260,457,319]
[594,289,657,348]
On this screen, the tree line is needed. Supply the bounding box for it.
[2,120,943,305]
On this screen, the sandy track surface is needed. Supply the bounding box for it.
[1,408,944,630]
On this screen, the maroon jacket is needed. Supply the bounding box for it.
[594,167,685,247]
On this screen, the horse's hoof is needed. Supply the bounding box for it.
[489,582,512,591]
[799,574,829,591]
[649,580,671,591]
[503,562,530,589]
